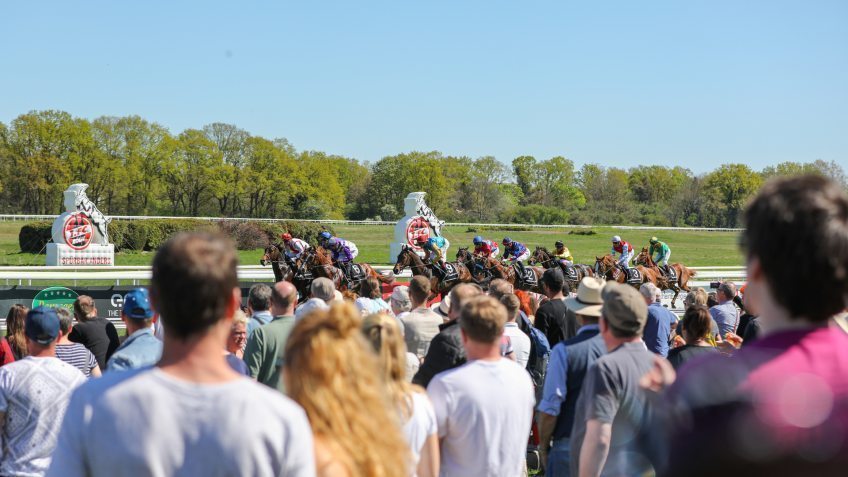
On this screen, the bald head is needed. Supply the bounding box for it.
[272,281,298,316]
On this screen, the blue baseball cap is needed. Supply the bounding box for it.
[25,306,60,345]
[123,288,154,320]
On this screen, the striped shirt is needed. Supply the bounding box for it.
[55,343,98,377]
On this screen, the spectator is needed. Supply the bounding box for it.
[362,312,439,477]
[225,310,249,375]
[413,283,483,387]
[500,293,531,368]
[68,295,120,370]
[390,285,412,319]
[355,276,392,316]
[536,268,578,346]
[284,303,409,476]
[664,176,848,475]
[428,296,535,476]
[402,276,443,359]
[49,233,314,476]
[706,291,718,308]
[666,305,718,370]
[1,304,28,365]
[245,284,273,337]
[571,282,659,477]
[709,282,739,337]
[488,278,514,299]
[537,276,607,476]
[640,283,678,357]
[54,307,101,377]
[514,289,538,322]
[106,288,163,372]
[740,287,761,346]
[431,293,451,320]
[680,287,720,342]
[0,307,85,476]
[244,280,298,388]
[295,277,333,321]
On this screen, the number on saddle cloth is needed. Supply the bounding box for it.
[564,265,579,281]
[513,264,538,287]
[627,268,642,285]
[348,263,366,281]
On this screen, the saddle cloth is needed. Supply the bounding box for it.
[563,265,579,282]
[436,262,459,282]
[513,264,538,288]
[626,268,642,285]
[347,263,366,282]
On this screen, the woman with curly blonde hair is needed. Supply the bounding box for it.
[362,313,439,477]
[283,303,410,477]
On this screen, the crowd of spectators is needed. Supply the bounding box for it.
[0,174,845,476]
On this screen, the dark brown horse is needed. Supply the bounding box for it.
[261,243,291,283]
[466,254,546,293]
[394,246,474,299]
[529,247,594,285]
[633,247,696,308]
[593,254,653,289]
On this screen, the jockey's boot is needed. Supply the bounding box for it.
[663,264,672,278]
[517,260,526,278]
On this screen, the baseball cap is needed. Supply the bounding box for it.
[601,282,648,335]
[123,288,154,319]
[25,306,60,345]
[433,293,451,318]
[565,277,605,317]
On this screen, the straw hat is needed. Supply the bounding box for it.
[564,277,605,317]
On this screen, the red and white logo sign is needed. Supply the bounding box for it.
[406,216,430,250]
[63,213,93,250]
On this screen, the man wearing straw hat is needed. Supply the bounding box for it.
[536,277,607,476]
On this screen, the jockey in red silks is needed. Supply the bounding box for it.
[610,235,634,273]
[472,236,500,259]
[280,233,310,262]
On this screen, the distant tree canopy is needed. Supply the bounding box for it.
[1,110,845,227]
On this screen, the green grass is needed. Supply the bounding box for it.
[0,222,744,268]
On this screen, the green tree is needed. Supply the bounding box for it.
[704,164,763,227]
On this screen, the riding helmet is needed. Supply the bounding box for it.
[612,235,621,243]
[473,235,483,245]
[327,238,338,247]
[650,236,658,244]
[280,233,292,241]
[319,231,332,241]
[555,240,564,248]
[502,237,512,245]
[416,236,428,244]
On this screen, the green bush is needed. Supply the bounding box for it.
[18,221,53,253]
[18,219,336,254]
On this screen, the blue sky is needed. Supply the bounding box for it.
[2,0,846,173]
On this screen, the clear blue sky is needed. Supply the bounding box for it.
[2,0,846,173]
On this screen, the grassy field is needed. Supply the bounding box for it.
[0,222,744,268]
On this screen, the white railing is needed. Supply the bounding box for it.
[0,214,743,232]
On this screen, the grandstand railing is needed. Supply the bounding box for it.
[0,214,743,232]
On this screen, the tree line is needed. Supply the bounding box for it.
[1,110,845,228]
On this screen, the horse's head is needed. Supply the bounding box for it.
[530,246,548,265]
[456,247,471,262]
[393,245,413,275]
[634,247,650,266]
[261,243,280,266]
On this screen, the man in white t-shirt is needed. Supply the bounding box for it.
[48,233,314,477]
[402,276,443,358]
[428,295,535,477]
[500,293,531,368]
[0,306,86,476]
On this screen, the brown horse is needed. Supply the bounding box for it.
[260,243,291,283]
[307,247,394,291]
[593,254,655,289]
[394,245,474,299]
[529,247,595,285]
[634,248,696,308]
[466,253,545,293]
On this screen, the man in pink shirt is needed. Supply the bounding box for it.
[663,175,848,476]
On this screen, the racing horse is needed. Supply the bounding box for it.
[306,246,394,291]
[593,254,653,289]
[260,243,291,283]
[393,245,474,299]
[529,247,595,285]
[464,253,546,293]
[633,247,696,308]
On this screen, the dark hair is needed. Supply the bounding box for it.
[742,175,848,321]
[707,292,718,308]
[360,277,382,300]
[56,307,73,334]
[460,296,507,343]
[542,268,565,293]
[5,304,28,359]
[408,276,431,305]
[151,233,238,340]
[73,296,97,321]
[248,284,272,312]
[271,283,298,312]
[682,305,712,343]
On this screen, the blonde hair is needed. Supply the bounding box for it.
[232,309,248,327]
[361,313,420,420]
[284,303,409,477]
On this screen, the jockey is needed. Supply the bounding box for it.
[649,236,672,276]
[502,237,530,276]
[326,237,359,278]
[553,240,574,268]
[472,236,500,259]
[317,231,332,247]
[280,233,309,261]
[417,235,449,274]
[610,236,634,273]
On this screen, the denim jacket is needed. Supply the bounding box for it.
[106,328,163,372]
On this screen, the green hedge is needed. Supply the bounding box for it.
[18,219,335,253]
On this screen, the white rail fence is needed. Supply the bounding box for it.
[0,214,743,232]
